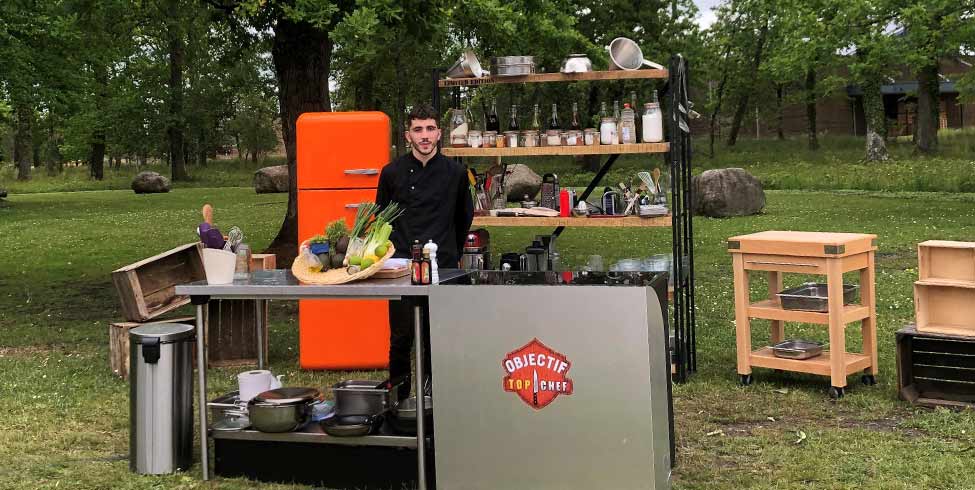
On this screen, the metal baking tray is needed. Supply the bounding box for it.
[771,339,824,360]
[776,283,858,312]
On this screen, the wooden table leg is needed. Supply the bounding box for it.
[733,254,752,376]
[861,252,878,375]
[768,271,784,344]
[826,258,847,389]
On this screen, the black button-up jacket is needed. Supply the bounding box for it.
[376,151,474,268]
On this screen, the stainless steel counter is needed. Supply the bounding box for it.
[175,268,467,486]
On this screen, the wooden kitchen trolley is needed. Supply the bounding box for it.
[728,231,879,398]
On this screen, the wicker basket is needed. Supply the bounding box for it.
[291,240,396,285]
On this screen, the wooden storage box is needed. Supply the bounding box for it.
[250,253,276,272]
[897,325,975,409]
[109,316,194,379]
[914,283,975,337]
[918,241,975,283]
[205,299,269,367]
[111,243,206,322]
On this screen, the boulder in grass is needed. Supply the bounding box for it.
[0,188,7,199]
[131,171,171,194]
[254,165,289,193]
[691,168,765,217]
[503,164,543,202]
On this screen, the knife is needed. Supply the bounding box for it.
[532,369,539,406]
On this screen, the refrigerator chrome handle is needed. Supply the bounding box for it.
[345,203,361,209]
[344,168,379,175]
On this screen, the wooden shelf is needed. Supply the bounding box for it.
[438,69,669,87]
[747,299,870,325]
[472,215,671,228]
[916,279,975,289]
[749,347,872,377]
[441,143,669,158]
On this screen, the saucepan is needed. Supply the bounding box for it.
[389,395,433,436]
[608,37,665,70]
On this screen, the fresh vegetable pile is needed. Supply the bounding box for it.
[304,201,403,275]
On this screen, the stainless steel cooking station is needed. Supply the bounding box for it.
[175,269,466,486]
[428,272,674,490]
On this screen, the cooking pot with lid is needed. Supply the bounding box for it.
[247,387,323,433]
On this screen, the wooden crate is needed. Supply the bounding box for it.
[914,283,975,337]
[109,316,194,379]
[251,253,276,271]
[111,243,206,322]
[897,325,975,409]
[918,240,975,283]
[205,300,269,367]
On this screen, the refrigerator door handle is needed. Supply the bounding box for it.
[344,168,380,175]
[345,203,361,209]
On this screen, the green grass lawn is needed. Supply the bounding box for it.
[2,185,975,489]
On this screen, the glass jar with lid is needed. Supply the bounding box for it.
[504,130,519,148]
[521,130,539,147]
[566,130,583,146]
[544,129,562,147]
[599,117,617,145]
[449,108,469,148]
[482,130,497,148]
[467,130,483,148]
[584,128,599,145]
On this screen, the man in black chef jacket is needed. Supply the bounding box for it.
[376,103,474,399]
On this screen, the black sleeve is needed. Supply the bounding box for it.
[455,165,474,255]
[376,164,393,208]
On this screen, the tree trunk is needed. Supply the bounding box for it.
[167,0,188,181]
[726,19,769,147]
[862,72,888,162]
[46,119,58,176]
[88,63,108,180]
[198,127,207,166]
[775,84,785,140]
[14,103,32,181]
[805,67,819,151]
[915,61,939,154]
[265,17,333,266]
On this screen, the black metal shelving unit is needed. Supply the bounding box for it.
[431,55,697,382]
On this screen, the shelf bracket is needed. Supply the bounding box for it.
[553,153,620,238]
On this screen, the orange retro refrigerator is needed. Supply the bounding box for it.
[296,111,391,369]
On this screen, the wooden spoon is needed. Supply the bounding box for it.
[651,167,662,195]
[202,203,214,225]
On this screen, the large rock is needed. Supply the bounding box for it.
[503,164,542,202]
[254,165,289,193]
[691,168,765,217]
[131,171,171,194]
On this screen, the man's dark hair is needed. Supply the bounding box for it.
[407,104,439,127]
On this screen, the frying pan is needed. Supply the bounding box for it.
[321,413,384,437]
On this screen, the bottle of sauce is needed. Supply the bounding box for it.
[569,102,582,131]
[486,99,500,132]
[411,240,423,285]
[642,90,663,143]
[420,249,432,285]
[620,103,637,144]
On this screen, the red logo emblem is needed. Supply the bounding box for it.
[502,338,573,410]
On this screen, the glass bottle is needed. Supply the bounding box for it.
[620,103,637,144]
[531,103,541,131]
[549,103,560,130]
[599,101,608,120]
[487,99,500,132]
[612,100,621,144]
[508,104,519,131]
[642,90,663,143]
[570,102,582,131]
[630,91,639,136]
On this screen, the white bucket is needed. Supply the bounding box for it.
[202,248,236,284]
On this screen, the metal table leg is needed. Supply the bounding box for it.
[195,303,210,480]
[414,304,427,490]
[255,299,265,369]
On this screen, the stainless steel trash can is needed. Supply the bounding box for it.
[129,322,195,474]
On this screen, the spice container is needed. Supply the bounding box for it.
[599,117,617,145]
[584,128,598,145]
[521,130,539,147]
[545,130,562,147]
[483,131,497,148]
[467,130,483,148]
[565,130,582,146]
[504,131,519,148]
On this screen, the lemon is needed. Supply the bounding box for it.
[349,256,361,266]
[375,245,388,257]
[361,258,375,268]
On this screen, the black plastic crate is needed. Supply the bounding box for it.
[897,325,975,409]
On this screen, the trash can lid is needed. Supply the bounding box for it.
[130,323,195,343]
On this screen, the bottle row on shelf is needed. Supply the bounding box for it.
[448,91,664,149]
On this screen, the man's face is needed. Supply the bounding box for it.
[406,118,440,156]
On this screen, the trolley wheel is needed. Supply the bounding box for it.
[861,374,877,386]
[739,374,753,386]
[828,386,845,399]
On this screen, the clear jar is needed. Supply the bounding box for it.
[521,130,539,147]
[482,131,497,148]
[600,117,617,145]
[584,128,598,145]
[449,108,469,148]
[566,130,582,146]
[468,130,483,148]
[544,130,561,147]
[504,130,519,148]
